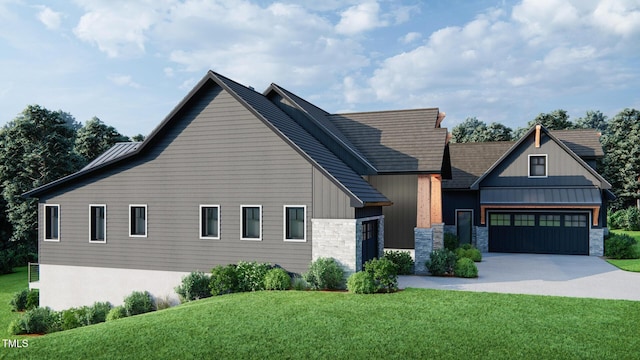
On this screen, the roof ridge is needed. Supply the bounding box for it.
[334,107,439,116]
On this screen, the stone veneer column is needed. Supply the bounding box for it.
[311,219,357,274]
[475,226,488,253]
[589,228,604,256]
[432,223,444,250]
[414,227,433,275]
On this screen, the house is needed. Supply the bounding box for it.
[24,71,449,309]
[442,125,612,256]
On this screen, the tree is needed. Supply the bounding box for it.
[527,109,574,130]
[0,105,83,253]
[75,117,130,163]
[485,122,513,142]
[600,108,640,210]
[131,134,146,142]
[574,110,608,133]
[451,117,513,143]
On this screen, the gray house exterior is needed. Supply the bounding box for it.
[25,71,449,309]
[443,125,612,256]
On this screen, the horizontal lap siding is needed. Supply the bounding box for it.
[40,84,313,273]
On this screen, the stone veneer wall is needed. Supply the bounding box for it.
[475,226,488,253]
[414,228,433,275]
[589,228,604,256]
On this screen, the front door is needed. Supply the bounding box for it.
[456,210,473,245]
[361,220,378,269]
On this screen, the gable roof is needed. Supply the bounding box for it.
[469,125,611,190]
[24,71,390,207]
[550,129,604,158]
[443,141,514,189]
[327,109,448,173]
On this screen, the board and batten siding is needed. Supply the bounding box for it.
[37,83,342,274]
[481,135,602,188]
[367,175,417,249]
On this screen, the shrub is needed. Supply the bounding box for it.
[85,301,112,324]
[264,268,291,290]
[210,264,239,296]
[291,276,309,291]
[155,295,173,310]
[9,289,28,312]
[304,258,345,290]
[26,289,39,310]
[608,209,625,230]
[59,308,84,330]
[609,207,640,231]
[347,271,376,294]
[384,250,415,275]
[605,234,638,259]
[8,319,25,335]
[625,207,640,231]
[106,306,127,321]
[175,271,212,302]
[454,258,479,278]
[123,291,156,316]
[444,233,459,251]
[455,247,482,262]
[425,249,457,276]
[364,258,398,293]
[21,307,60,334]
[236,261,271,292]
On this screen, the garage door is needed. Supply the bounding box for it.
[488,212,589,255]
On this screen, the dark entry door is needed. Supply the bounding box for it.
[362,220,378,269]
[456,210,473,245]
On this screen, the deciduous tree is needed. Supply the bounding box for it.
[75,117,130,163]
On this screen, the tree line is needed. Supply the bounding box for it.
[450,108,640,213]
[0,105,143,272]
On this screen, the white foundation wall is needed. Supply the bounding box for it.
[39,264,189,311]
[311,218,357,274]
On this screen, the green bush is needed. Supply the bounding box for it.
[605,234,638,259]
[625,207,640,231]
[425,249,457,276]
[455,247,482,262]
[85,301,112,324]
[608,210,625,230]
[26,289,39,310]
[291,276,309,291]
[20,307,60,334]
[304,258,345,290]
[123,291,156,316]
[236,261,272,292]
[8,318,25,335]
[384,250,415,275]
[9,289,28,312]
[609,207,640,231]
[210,264,239,296]
[444,233,459,251]
[106,306,127,321]
[364,258,398,293]
[347,271,376,294]
[59,308,84,330]
[264,268,291,290]
[155,295,173,310]
[175,271,212,302]
[454,258,479,278]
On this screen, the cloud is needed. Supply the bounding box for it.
[335,1,387,35]
[35,5,63,30]
[400,31,421,44]
[108,74,140,88]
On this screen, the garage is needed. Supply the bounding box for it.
[488,212,589,255]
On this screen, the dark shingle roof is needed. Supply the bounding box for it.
[550,129,604,158]
[327,109,447,173]
[443,142,514,189]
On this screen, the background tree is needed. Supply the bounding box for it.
[451,117,513,142]
[131,134,146,142]
[574,110,608,133]
[601,108,640,210]
[75,117,130,163]
[485,122,513,141]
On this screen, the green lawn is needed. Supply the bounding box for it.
[607,230,640,272]
[1,287,639,359]
[0,267,29,338]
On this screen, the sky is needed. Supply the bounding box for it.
[0,0,639,137]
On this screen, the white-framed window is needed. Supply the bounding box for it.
[44,204,60,242]
[528,154,547,178]
[129,204,147,237]
[284,205,306,242]
[89,204,107,243]
[200,205,220,239]
[241,205,262,240]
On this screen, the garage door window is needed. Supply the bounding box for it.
[565,214,587,227]
[539,215,560,227]
[490,214,511,226]
[514,214,535,226]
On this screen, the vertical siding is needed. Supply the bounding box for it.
[368,175,417,249]
[312,167,354,219]
[39,84,315,273]
[482,134,602,187]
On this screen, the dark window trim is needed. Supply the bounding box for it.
[284,205,306,242]
[89,204,107,243]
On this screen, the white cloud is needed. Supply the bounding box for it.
[591,0,640,37]
[108,74,140,88]
[35,5,63,30]
[400,31,421,44]
[335,1,387,35]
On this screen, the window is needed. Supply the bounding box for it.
[90,205,106,243]
[200,205,220,239]
[129,205,147,237]
[565,214,587,227]
[540,215,561,227]
[241,205,261,240]
[44,204,60,241]
[529,155,547,177]
[514,214,535,226]
[284,206,306,241]
[490,214,511,226]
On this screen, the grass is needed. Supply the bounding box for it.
[0,267,29,337]
[1,287,639,359]
[607,230,640,272]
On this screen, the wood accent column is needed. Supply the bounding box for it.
[430,174,442,223]
[417,175,431,228]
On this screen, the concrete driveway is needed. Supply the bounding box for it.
[399,253,640,301]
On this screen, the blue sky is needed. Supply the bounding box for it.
[1,0,639,137]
